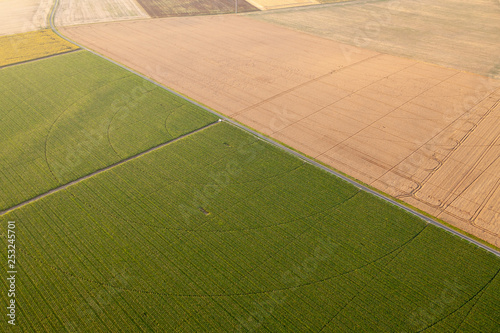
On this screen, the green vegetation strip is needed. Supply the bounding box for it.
[0,50,218,211]
[0,3,494,331]
[2,123,499,331]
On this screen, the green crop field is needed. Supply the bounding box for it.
[135,0,258,18]
[247,0,500,77]
[2,122,499,332]
[0,50,218,211]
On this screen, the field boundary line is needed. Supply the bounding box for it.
[231,53,382,118]
[48,0,500,257]
[0,121,219,217]
[248,0,387,15]
[20,222,430,298]
[0,49,81,70]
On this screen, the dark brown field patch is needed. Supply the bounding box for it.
[136,0,259,18]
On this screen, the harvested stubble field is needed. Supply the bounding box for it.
[317,0,354,2]
[237,0,351,10]
[62,15,500,247]
[2,120,500,331]
[249,0,500,78]
[135,0,258,18]
[0,50,217,212]
[54,0,150,27]
[0,0,52,36]
[0,29,78,67]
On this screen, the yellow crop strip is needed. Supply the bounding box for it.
[0,29,79,67]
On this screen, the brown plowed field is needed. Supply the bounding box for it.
[0,0,51,36]
[62,15,500,247]
[136,0,258,18]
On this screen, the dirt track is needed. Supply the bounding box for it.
[62,15,500,247]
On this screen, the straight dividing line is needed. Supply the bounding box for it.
[48,0,500,258]
[0,121,219,217]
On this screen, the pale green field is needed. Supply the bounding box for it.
[1,29,499,332]
[247,0,500,77]
[0,51,218,211]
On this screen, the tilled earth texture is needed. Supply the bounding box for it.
[62,15,500,248]
[248,0,500,78]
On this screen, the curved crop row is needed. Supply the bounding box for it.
[0,29,79,67]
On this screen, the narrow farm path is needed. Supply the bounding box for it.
[0,121,220,217]
[0,48,81,70]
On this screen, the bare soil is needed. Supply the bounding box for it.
[62,15,500,247]
[0,0,52,36]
